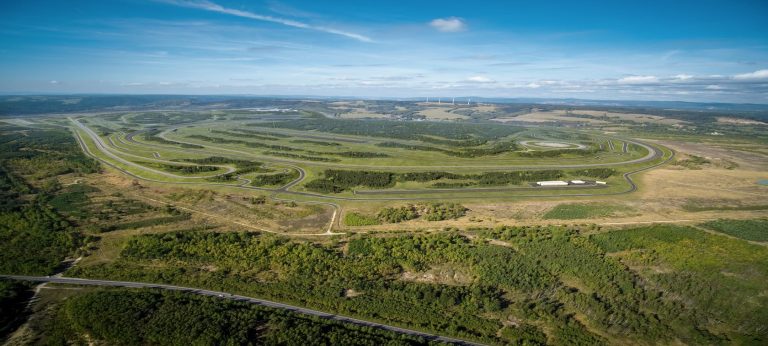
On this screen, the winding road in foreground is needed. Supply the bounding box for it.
[0,275,483,346]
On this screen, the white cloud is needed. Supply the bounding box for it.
[526,82,541,89]
[49,80,59,85]
[705,85,723,90]
[465,75,494,83]
[429,17,466,32]
[672,74,693,81]
[158,0,372,42]
[617,75,659,84]
[733,69,768,80]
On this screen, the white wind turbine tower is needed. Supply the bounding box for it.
[467,98,471,105]
[452,97,455,105]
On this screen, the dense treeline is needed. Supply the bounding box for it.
[518,147,598,158]
[186,134,302,152]
[249,117,524,142]
[181,156,267,175]
[128,112,212,125]
[251,170,299,187]
[304,168,605,193]
[142,129,204,149]
[374,203,467,223]
[398,171,464,182]
[376,141,518,158]
[473,170,563,186]
[44,289,438,345]
[158,163,219,174]
[291,139,342,146]
[181,156,270,182]
[0,280,33,341]
[232,128,292,138]
[568,168,616,179]
[263,151,341,162]
[211,129,281,141]
[305,170,394,193]
[335,151,390,158]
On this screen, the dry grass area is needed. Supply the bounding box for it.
[401,265,474,285]
[417,107,469,120]
[716,117,768,126]
[89,171,333,234]
[491,109,686,126]
[575,110,687,125]
[492,110,609,124]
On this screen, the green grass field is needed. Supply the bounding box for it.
[700,219,768,242]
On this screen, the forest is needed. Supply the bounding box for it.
[0,124,96,275]
[31,288,438,345]
[0,124,100,341]
[68,224,768,345]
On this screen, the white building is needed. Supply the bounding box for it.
[537,181,569,186]
[596,181,607,185]
[570,180,587,185]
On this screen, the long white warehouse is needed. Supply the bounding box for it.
[536,181,569,186]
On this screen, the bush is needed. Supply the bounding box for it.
[422,203,468,221]
[377,205,418,223]
[343,212,381,226]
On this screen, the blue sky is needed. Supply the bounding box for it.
[1,0,767,102]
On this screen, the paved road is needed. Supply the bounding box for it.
[76,120,342,234]
[0,275,484,346]
[71,119,234,180]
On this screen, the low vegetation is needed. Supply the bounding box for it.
[343,212,382,226]
[701,218,768,242]
[542,203,628,220]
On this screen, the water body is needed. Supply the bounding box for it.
[758,179,768,186]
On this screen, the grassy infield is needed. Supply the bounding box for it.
[76,116,667,203]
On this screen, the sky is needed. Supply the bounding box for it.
[1,0,767,103]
